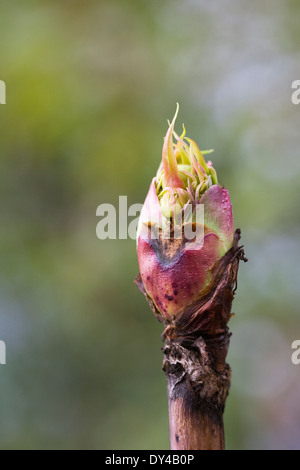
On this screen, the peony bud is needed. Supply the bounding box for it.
[135,105,244,336]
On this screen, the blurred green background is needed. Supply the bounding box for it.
[0,0,300,450]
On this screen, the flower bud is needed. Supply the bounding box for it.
[135,105,243,335]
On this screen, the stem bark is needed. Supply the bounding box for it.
[163,332,231,450]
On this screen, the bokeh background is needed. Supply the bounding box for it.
[0,0,299,450]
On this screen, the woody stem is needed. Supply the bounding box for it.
[162,331,231,450]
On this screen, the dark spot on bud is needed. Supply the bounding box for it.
[173,289,178,296]
[155,296,163,308]
[164,294,174,301]
[175,434,179,443]
[147,275,150,280]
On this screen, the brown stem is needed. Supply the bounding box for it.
[162,332,231,450]
[135,229,246,450]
